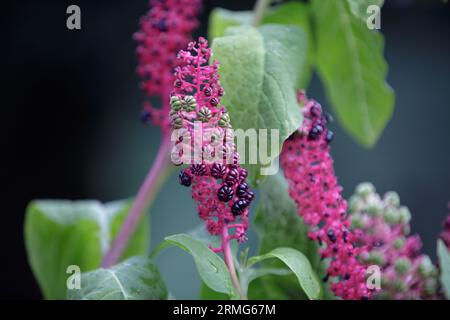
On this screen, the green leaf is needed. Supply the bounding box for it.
[437,240,450,299]
[312,0,394,147]
[253,174,334,299]
[212,25,307,185]
[247,247,321,300]
[208,2,314,87]
[152,234,238,299]
[199,282,230,300]
[24,199,149,299]
[67,256,167,300]
[347,0,384,21]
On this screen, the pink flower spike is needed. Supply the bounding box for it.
[280,93,370,300]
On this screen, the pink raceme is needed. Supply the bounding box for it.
[134,0,201,134]
[349,183,439,299]
[169,37,254,250]
[440,203,450,249]
[280,93,371,300]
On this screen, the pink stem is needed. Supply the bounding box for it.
[221,226,246,299]
[101,136,172,268]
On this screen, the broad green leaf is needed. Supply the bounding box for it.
[208,2,314,87]
[437,240,450,299]
[67,256,167,300]
[24,199,149,299]
[312,0,394,147]
[212,25,306,185]
[200,282,229,300]
[253,174,334,299]
[152,234,238,299]
[247,247,321,300]
[347,0,385,21]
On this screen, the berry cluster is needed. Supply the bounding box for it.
[440,204,450,249]
[134,0,201,133]
[349,183,440,299]
[170,37,254,248]
[280,93,371,300]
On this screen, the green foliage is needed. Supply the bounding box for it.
[208,2,313,86]
[212,25,307,185]
[253,174,334,299]
[67,256,167,300]
[24,199,149,299]
[312,0,394,147]
[437,240,450,299]
[247,248,321,300]
[347,0,385,21]
[152,234,239,299]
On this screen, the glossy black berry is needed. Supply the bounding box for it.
[231,199,248,216]
[236,183,248,197]
[243,190,255,203]
[327,229,336,243]
[217,185,234,202]
[325,130,334,144]
[225,168,239,185]
[190,164,207,176]
[211,163,227,179]
[308,124,324,141]
[203,87,212,97]
[140,110,151,124]
[174,79,182,88]
[209,97,219,107]
[179,170,191,187]
[239,168,248,180]
[218,88,224,96]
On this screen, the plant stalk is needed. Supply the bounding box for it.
[221,227,247,300]
[252,0,271,26]
[101,136,172,268]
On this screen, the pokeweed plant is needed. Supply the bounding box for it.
[24,0,450,300]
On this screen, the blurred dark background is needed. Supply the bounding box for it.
[1,0,449,299]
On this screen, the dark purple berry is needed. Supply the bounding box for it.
[209,97,219,107]
[225,168,239,185]
[308,124,324,141]
[236,183,248,197]
[211,163,227,179]
[174,79,182,88]
[217,185,234,202]
[140,110,151,124]
[239,169,248,180]
[203,87,212,97]
[244,190,255,202]
[155,19,168,32]
[231,199,248,216]
[310,103,322,118]
[179,170,191,187]
[327,229,336,243]
[325,130,334,144]
[218,88,224,96]
[190,164,207,176]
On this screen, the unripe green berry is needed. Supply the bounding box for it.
[398,206,411,224]
[394,258,411,275]
[365,251,385,266]
[197,107,212,122]
[384,207,400,225]
[366,194,383,216]
[355,182,375,199]
[183,95,197,112]
[170,96,182,111]
[218,113,230,128]
[383,191,400,207]
[419,256,437,277]
[350,212,364,229]
[393,237,406,250]
[172,116,183,129]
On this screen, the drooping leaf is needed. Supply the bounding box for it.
[67,256,167,300]
[208,2,314,87]
[437,240,450,299]
[152,233,238,299]
[212,25,307,185]
[247,247,321,300]
[312,0,394,147]
[347,0,385,21]
[24,199,149,299]
[252,174,334,299]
